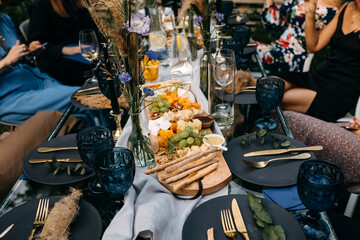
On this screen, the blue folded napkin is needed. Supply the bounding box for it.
[263,185,306,211]
[20,172,28,180]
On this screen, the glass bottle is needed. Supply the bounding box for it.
[170,26,193,84]
[186,11,197,62]
[148,7,170,66]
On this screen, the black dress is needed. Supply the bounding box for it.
[276,3,360,122]
[28,0,97,86]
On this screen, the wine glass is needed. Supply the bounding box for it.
[97,147,135,217]
[210,48,236,129]
[255,76,285,130]
[79,29,99,84]
[297,160,344,240]
[76,126,114,194]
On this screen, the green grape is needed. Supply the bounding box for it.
[186,137,194,145]
[152,107,159,112]
[201,130,209,136]
[194,138,201,146]
[173,134,181,142]
[156,95,163,101]
[179,131,190,139]
[185,126,193,132]
[160,107,168,113]
[164,100,171,108]
[179,139,187,148]
[158,101,165,108]
[192,132,199,138]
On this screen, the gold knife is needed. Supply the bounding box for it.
[231,198,249,240]
[243,145,323,157]
[37,147,78,153]
[207,227,214,240]
[29,158,83,164]
[0,224,14,238]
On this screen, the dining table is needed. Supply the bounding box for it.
[0,49,339,240]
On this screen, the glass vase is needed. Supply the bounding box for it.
[127,112,154,167]
[200,47,210,97]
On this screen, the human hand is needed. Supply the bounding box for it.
[350,118,360,136]
[62,46,81,55]
[305,0,317,15]
[29,41,41,51]
[3,40,28,66]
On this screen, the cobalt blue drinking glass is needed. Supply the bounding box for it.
[296,160,344,240]
[255,76,285,130]
[97,147,135,196]
[76,126,114,194]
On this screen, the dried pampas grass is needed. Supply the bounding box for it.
[178,0,205,20]
[36,188,82,240]
[225,69,257,94]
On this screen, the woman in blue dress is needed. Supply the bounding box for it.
[0,12,87,125]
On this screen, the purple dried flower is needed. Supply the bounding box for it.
[145,50,158,61]
[118,72,132,83]
[214,12,225,23]
[143,87,154,96]
[194,16,203,25]
[125,13,151,36]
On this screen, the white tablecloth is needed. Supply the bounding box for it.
[103,52,228,240]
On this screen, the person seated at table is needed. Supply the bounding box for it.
[28,0,97,86]
[0,10,93,125]
[254,0,340,72]
[280,111,360,193]
[276,0,360,122]
[0,111,83,202]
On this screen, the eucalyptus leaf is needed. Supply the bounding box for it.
[248,193,263,213]
[240,136,246,145]
[254,214,265,227]
[44,161,51,169]
[259,129,267,137]
[75,164,82,172]
[280,140,291,147]
[263,225,279,240]
[273,140,279,148]
[260,136,265,145]
[274,225,286,240]
[67,166,71,176]
[252,132,258,140]
[52,156,57,163]
[53,168,59,175]
[80,168,86,175]
[255,208,273,224]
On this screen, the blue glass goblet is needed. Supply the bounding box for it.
[255,76,285,130]
[97,147,135,217]
[76,126,114,194]
[297,160,344,240]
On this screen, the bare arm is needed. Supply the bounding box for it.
[305,0,344,53]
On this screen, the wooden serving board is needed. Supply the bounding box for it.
[144,89,232,196]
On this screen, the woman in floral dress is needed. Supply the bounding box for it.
[255,0,340,72]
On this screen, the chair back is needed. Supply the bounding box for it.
[19,19,30,41]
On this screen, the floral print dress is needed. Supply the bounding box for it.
[254,0,338,72]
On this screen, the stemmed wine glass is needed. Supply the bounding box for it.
[79,29,99,84]
[297,160,344,240]
[210,48,236,129]
[97,147,135,217]
[76,126,114,194]
[255,76,285,130]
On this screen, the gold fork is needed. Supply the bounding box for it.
[28,199,49,240]
[242,153,312,168]
[221,209,237,240]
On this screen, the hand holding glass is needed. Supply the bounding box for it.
[79,29,99,83]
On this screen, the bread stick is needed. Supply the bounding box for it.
[173,162,219,191]
[165,158,219,183]
[165,150,216,173]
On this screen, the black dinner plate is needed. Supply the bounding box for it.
[234,91,257,105]
[0,196,102,240]
[182,194,306,240]
[23,134,95,185]
[223,133,317,187]
[71,82,105,110]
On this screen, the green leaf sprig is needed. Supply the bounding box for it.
[247,192,286,240]
[44,156,86,176]
[240,130,298,154]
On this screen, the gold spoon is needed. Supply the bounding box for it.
[37,147,78,153]
[242,153,312,169]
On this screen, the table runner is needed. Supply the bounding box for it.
[103,54,228,240]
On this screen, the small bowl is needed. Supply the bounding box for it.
[203,134,227,151]
[193,113,214,129]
